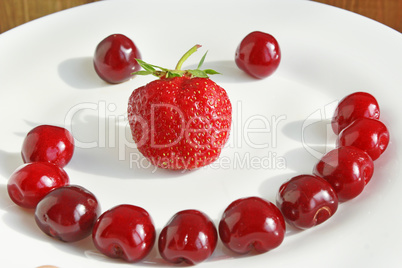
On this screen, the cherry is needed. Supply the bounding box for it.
[235,31,281,79]
[92,204,156,263]
[337,118,389,161]
[277,175,338,229]
[313,146,374,201]
[219,197,285,254]
[331,92,380,135]
[93,33,141,84]
[158,209,218,265]
[35,185,100,242]
[21,125,74,168]
[7,162,69,209]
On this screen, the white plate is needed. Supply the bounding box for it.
[1,0,401,267]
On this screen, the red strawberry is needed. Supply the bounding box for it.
[127,45,232,170]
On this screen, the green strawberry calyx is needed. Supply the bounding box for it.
[133,45,220,79]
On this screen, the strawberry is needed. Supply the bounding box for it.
[127,45,232,170]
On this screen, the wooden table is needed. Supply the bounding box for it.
[0,0,401,33]
[314,0,401,32]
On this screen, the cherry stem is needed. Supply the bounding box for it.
[175,44,202,71]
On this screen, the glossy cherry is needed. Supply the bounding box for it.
[158,209,218,265]
[277,175,338,229]
[219,197,285,254]
[21,125,74,168]
[313,146,374,201]
[337,118,389,161]
[332,92,380,135]
[94,33,141,84]
[92,204,156,263]
[35,185,100,242]
[7,162,69,209]
[235,31,281,79]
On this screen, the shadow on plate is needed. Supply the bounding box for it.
[186,60,258,84]
[281,119,335,143]
[58,57,109,90]
[282,146,328,174]
[0,150,23,179]
[0,185,47,241]
[258,172,296,202]
[281,119,336,171]
[67,113,189,179]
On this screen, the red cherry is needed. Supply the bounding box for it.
[35,185,101,242]
[158,210,217,265]
[21,125,74,168]
[219,197,285,254]
[277,175,338,229]
[337,118,390,160]
[332,92,380,135]
[92,204,156,263]
[93,34,141,84]
[235,31,281,79]
[7,162,69,209]
[313,146,374,201]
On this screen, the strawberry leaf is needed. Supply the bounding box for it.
[166,71,182,78]
[197,51,208,69]
[204,69,221,75]
[133,45,220,79]
[187,69,209,78]
[149,64,169,72]
[134,70,154,76]
[136,59,156,73]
